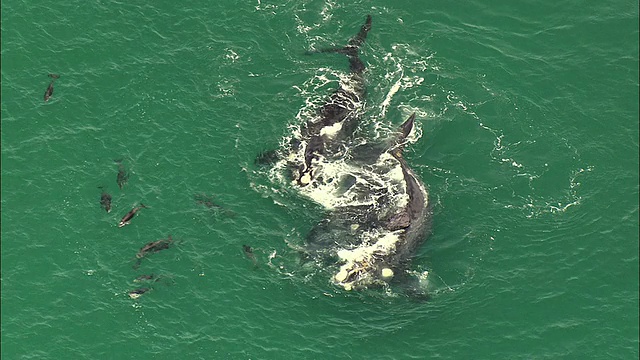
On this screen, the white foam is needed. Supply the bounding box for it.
[334,230,403,288]
[270,139,415,218]
[381,63,404,117]
[319,121,343,138]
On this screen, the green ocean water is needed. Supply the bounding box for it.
[2,0,638,359]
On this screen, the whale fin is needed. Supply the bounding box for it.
[399,113,416,142]
[390,113,417,158]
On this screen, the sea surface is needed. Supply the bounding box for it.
[2,1,638,359]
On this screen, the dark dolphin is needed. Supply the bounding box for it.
[194,193,222,209]
[118,203,147,228]
[43,74,60,102]
[98,186,112,213]
[194,193,236,218]
[136,235,173,259]
[133,274,157,282]
[128,287,151,299]
[115,159,129,190]
[133,235,173,269]
[242,244,258,267]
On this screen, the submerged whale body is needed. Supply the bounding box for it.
[269,15,431,291]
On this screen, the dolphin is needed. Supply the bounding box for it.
[43,74,60,102]
[133,235,173,269]
[242,244,258,267]
[194,193,222,209]
[118,203,147,228]
[133,274,157,283]
[98,186,112,213]
[136,235,173,259]
[115,159,129,190]
[128,287,151,299]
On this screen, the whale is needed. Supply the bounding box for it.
[266,15,431,292]
[293,15,372,186]
[305,113,431,291]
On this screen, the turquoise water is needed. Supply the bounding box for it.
[2,1,638,359]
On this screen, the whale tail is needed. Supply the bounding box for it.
[306,15,372,74]
[48,73,60,80]
[348,14,373,48]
